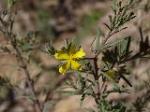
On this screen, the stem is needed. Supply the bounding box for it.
[93,56,101,103]
[120,49,150,63]
[83,57,101,103]
[83,57,99,80]
[43,75,69,106]
[11,39,42,112]
[1,16,42,111]
[93,57,99,80]
[82,57,95,60]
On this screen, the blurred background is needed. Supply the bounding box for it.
[0,0,150,112]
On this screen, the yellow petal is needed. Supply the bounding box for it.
[54,51,69,60]
[59,62,70,74]
[72,48,86,59]
[70,60,81,70]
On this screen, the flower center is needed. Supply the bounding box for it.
[69,54,74,61]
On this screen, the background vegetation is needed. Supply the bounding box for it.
[0,0,150,112]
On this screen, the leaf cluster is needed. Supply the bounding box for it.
[106,0,136,32]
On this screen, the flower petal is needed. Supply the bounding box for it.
[54,51,69,60]
[71,60,81,70]
[72,48,86,59]
[59,62,70,74]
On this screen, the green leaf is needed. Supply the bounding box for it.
[21,43,33,51]
[7,0,16,9]
[91,29,103,53]
[117,36,131,57]
[104,37,127,49]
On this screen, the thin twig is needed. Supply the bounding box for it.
[120,49,150,63]
[11,40,42,112]
[43,75,70,104]
[0,13,42,112]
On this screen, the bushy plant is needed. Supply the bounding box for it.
[0,0,149,112]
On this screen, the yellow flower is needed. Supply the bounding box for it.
[54,45,86,74]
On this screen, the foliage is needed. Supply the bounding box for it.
[48,0,150,112]
[0,0,149,112]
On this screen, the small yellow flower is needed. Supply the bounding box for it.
[54,44,86,74]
